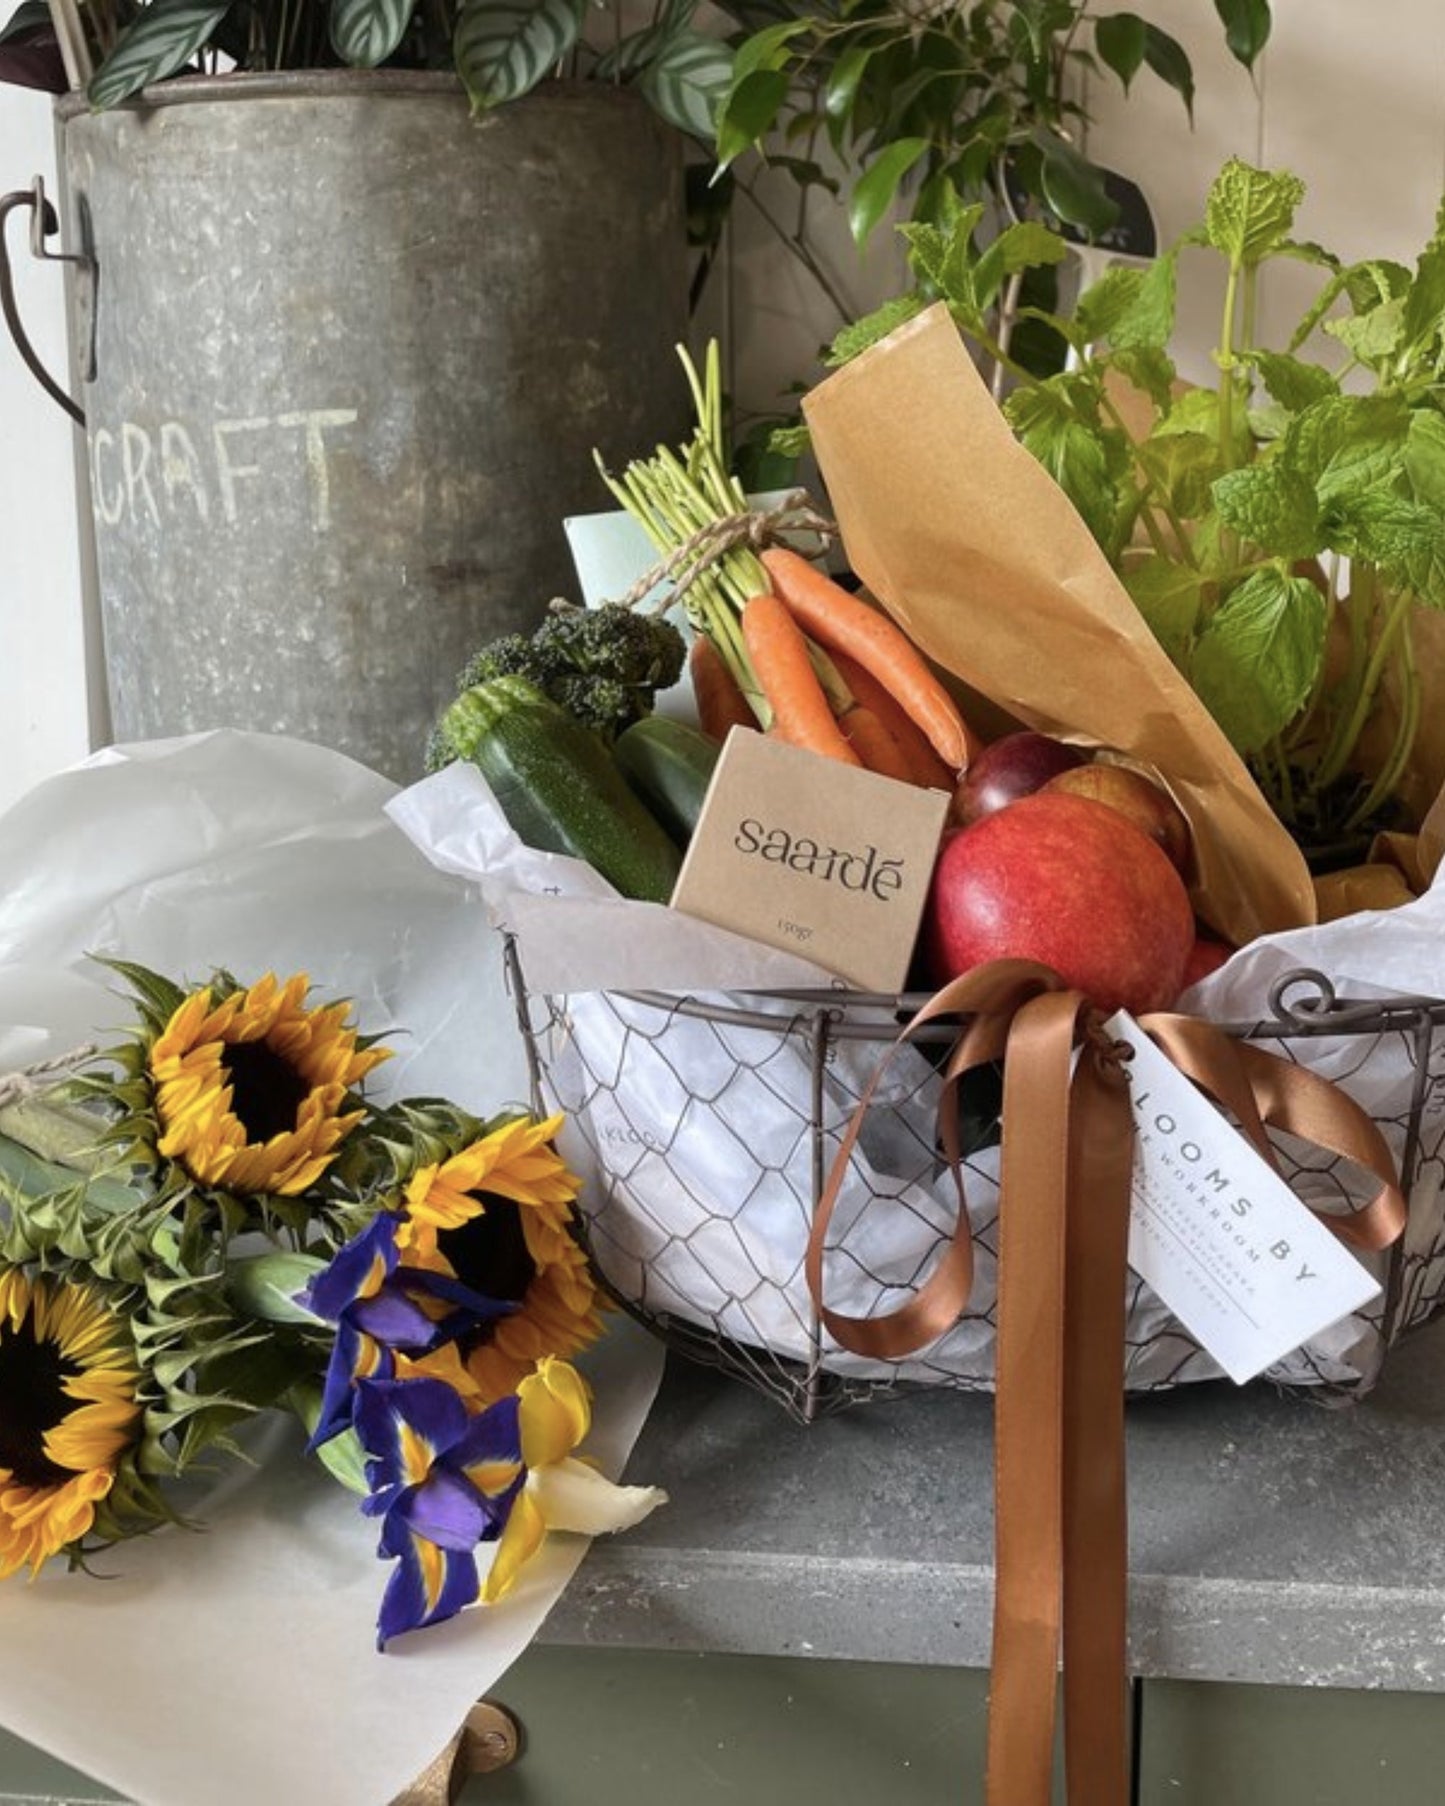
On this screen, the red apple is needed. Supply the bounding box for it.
[952,731,1087,826]
[923,792,1195,1016]
[1041,762,1191,871]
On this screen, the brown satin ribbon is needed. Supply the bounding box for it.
[805,960,1407,1806]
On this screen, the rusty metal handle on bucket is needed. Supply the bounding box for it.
[0,175,91,426]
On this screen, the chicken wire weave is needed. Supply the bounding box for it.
[505,939,1445,1423]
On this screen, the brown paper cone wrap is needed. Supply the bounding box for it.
[802,304,1317,948]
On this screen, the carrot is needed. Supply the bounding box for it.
[689,633,758,742]
[760,547,974,773]
[839,705,916,784]
[826,648,956,790]
[741,593,861,767]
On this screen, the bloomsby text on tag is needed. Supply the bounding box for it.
[1105,1012,1382,1385]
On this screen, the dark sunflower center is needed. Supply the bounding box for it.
[443,1196,538,1350]
[0,1313,81,1488]
[222,1038,309,1142]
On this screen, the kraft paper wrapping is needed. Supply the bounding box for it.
[801,304,1317,948]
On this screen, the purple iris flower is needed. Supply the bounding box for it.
[353,1377,526,1647]
[300,1214,515,1448]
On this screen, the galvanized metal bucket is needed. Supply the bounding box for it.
[3,73,688,780]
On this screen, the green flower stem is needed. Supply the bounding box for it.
[0,1094,106,1171]
[1095,390,1198,568]
[1218,259,1242,469]
[1315,582,1415,791]
[1267,734,1296,821]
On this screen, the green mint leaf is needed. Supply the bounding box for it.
[1324,298,1406,366]
[1137,429,1223,521]
[1402,410,1445,510]
[1153,384,1253,468]
[1190,568,1328,752]
[1212,461,1324,561]
[1274,239,1340,270]
[1344,259,1413,310]
[1248,349,1339,413]
[1204,158,1305,267]
[1074,266,1143,343]
[1108,248,1177,350]
[900,205,987,316]
[1249,402,1294,443]
[1282,393,1411,505]
[825,295,925,368]
[1110,346,1178,411]
[1123,557,1205,662]
[1402,240,1445,359]
[767,422,812,460]
[972,220,1069,311]
[1329,488,1445,603]
[1009,390,1130,558]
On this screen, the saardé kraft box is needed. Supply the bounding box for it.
[670,729,950,992]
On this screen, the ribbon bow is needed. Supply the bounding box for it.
[806,960,1407,1806]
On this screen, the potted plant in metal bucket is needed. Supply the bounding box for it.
[0,0,733,780]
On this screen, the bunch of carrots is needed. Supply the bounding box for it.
[597,344,977,791]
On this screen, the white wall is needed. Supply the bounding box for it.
[0,87,90,815]
[2,6,1444,815]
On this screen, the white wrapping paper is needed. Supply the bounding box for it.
[389,759,1445,1397]
[0,730,665,1806]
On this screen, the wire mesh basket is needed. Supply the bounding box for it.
[505,936,1445,1423]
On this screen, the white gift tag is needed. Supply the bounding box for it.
[1106,1012,1382,1385]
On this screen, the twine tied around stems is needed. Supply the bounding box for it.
[602,489,839,616]
[0,1044,98,1110]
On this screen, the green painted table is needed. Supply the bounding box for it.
[4,1316,1443,1804]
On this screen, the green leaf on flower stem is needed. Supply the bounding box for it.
[1191,568,1329,753]
[1213,0,1270,68]
[1142,22,1195,121]
[1326,299,1406,366]
[1282,393,1411,505]
[900,205,987,310]
[225,1251,327,1325]
[1213,461,1324,562]
[1094,11,1146,90]
[1248,349,1339,413]
[641,30,734,141]
[1123,558,1205,663]
[1204,159,1306,267]
[454,0,584,113]
[1075,266,1142,343]
[330,0,417,68]
[849,138,929,246]
[825,294,924,368]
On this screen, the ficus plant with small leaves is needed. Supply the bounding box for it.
[824,159,1445,863]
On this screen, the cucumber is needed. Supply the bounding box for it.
[613,716,722,848]
[442,676,682,903]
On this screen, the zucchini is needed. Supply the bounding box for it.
[613,716,722,848]
[442,676,682,903]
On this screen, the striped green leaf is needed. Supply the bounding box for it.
[87,0,233,109]
[454,0,585,114]
[331,0,419,68]
[641,29,734,141]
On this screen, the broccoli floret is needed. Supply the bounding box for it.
[433,603,685,756]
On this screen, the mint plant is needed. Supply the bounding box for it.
[832,160,1445,862]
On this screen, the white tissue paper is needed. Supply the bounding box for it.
[0,729,664,1806]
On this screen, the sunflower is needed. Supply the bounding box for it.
[0,1268,142,1579]
[398,1115,604,1402]
[148,971,389,1197]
